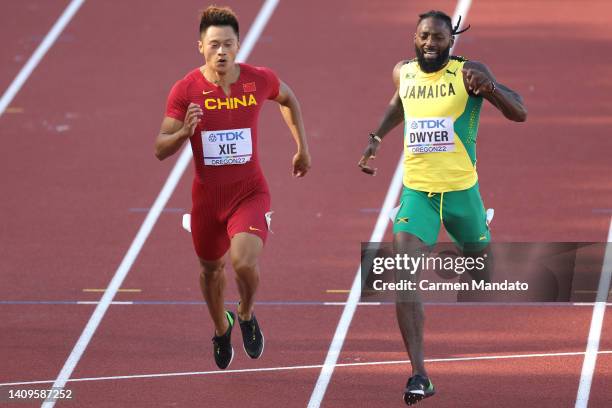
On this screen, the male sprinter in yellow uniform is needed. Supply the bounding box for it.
[358,10,527,405]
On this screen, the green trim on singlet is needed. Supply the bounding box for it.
[453,95,483,166]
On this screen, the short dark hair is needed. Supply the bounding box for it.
[417,10,470,35]
[199,5,239,39]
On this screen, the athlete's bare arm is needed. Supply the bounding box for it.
[154,103,203,160]
[274,81,311,177]
[358,60,407,176]
[462,61,527,122]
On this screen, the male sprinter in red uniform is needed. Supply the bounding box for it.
[155,6,310,369]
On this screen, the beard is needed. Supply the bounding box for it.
[415,44,451,73]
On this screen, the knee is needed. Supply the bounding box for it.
[231,256,258,277]
[199,260,225,279]
[394,232,428,253]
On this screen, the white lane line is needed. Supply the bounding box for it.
[575,217,612,408]
[3,350,610,388]
[306,1,473,406]
[40,1,280,406]
[0,0,86,117]
[4,300,612,307]
[307,162,404,408]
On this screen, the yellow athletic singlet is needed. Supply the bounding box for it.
[399,56,482,192]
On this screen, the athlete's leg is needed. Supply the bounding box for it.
[392,187,441,378]
[394,232,430,377]
[191,179,232,336]
[442,184,493,300]
[226,185,270,320]
[199,257,229,336]
[230,232,263,321]
[226,186,269,360]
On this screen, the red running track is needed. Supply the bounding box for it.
[0,0,610,407]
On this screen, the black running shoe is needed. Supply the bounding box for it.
[212,311,235,369]
[238,312,264,359]
[403,374,435,405]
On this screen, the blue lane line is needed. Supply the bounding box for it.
[359,208,382,213]
[0,300,79,304]
[128,207,185,213]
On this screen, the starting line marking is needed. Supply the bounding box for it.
[2,350,610,388]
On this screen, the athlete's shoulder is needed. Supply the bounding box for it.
[178,68,203,84]
[166,69,201,119]
[448,56,470,71]
[403,59,422,73]
[170,68,203,92]
[240,63,276,78]
[240,63,280,99]
[395,59,413,67]
[393,60,413,86]
[461,60,494,77]
[462,59,486,70]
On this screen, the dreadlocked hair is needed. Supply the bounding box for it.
[417,10,471,35]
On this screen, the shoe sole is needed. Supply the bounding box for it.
[403,390,435,406]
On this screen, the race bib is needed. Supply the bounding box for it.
[202,128,252,166]
[406,117,455,154]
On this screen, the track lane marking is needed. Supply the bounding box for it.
[82,289,142,293]
[575,217,612,408]
[0,0,86,117]
[3,350,610,388]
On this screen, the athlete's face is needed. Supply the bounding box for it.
[414,17,454,73]
[198,25,239,74]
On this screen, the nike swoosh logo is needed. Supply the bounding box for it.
[202,90,214,95]
[249,226,261,232]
